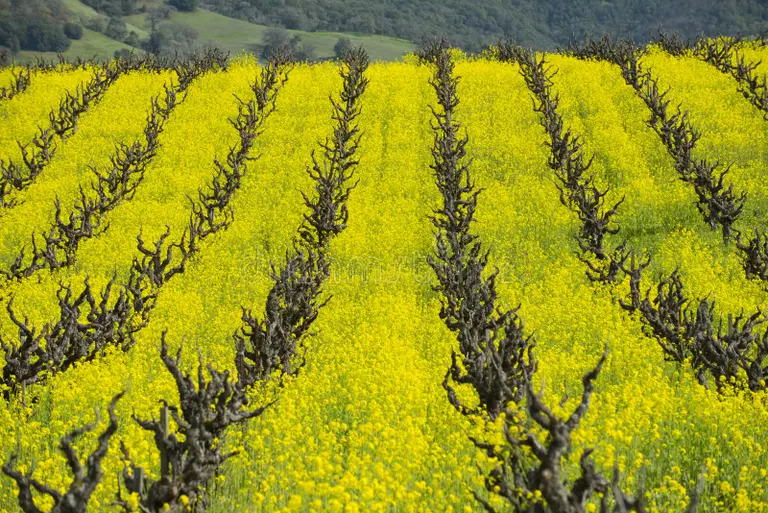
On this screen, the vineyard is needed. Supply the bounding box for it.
[0,34,766,513]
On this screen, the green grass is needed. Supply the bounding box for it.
[16,28,134,64]
[17,0,414,64]
[125,7,414,62]
[61,0,149,39]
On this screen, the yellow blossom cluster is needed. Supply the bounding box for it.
[0,70,172,263]
[737,44,768,76]
[0,66,94,163]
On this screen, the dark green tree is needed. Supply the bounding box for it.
[143,28,167,54]
[24,16,70,52]
[168,0,198,12]
[294,38,316,61]
[0,0,72,53]
[81,0,136,16]
[63,22,83,40]
[142,22,198,56]
[260,28,317,61]
[0,18,22,53]
[105,16,127,41]
[260,26,291,59]
[125,30,140,47]
[278,6,308,30]
[121,0,136,15]
[146,6,173,31]
[114,48,132,59]
[84,15,107,34]
[333,36,352,58]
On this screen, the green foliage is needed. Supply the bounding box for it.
[81,0,136,16]
[145,6,174,31]
[260,27,315,61]
[63,22,83,40]
[143,22,199,56]
[0,18,21,53]
[21,16,70,52]
[83,15,107,34]
[333,36,352,58]
[200,0,768,50]
[169,0,199,12]
[124,30,139,47]
[0,0,71,53]
[104,16,126,41]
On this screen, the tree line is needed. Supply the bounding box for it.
[200,0,767,51]
[3,0,766,58]
[0,0,201,57]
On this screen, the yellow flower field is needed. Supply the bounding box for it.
[738,44,768,76]
[0,66,94,163]
[0,43,766,513]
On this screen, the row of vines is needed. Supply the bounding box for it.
[0,34,766,512]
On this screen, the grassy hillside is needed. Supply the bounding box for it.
[15,0,414,63]
[61,0,149,38]
[127,8,415,61]
[199,0,768,51]
[17,28,134,64]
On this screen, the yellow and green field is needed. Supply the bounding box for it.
[0,40,767,513]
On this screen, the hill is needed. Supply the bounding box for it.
[202,0,768,50]
[12,0,414,63]
[124,7,414,61]
[17,28,135,63]
[4,0,766,63]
